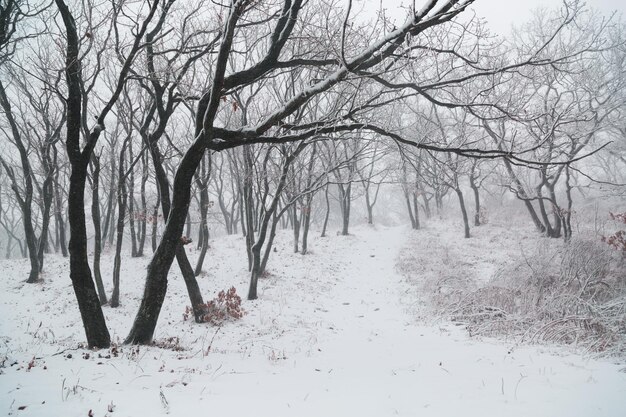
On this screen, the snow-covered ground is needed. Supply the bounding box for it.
[1,223,625,416]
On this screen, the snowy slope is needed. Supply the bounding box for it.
[1,225,625,417]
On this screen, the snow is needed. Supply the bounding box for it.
[1,224,625,417]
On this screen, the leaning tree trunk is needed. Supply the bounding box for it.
[536,182,557,238]
[150,137,205,319]
[125,140,206,345]
[503,159,545,233]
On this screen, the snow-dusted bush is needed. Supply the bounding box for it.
[184,287,245,326]
[450,238,626,356]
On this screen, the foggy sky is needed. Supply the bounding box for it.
[363,0,625,34]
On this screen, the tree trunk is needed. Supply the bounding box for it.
[102,153,116,247]
[136,151,149,257]
[469,176,481,227]
[52,150,68,257]
[125,140,206,345]
[194,154,211,276]
[110,143,128,308]
[151,194,160,253]
[338,183,351,236]
[301,196,313,255]
[147,135,206,320]
[90,157,108,305]
[321,185,330,237]
[292,204,300,253]
[128,141,139,257]
[412,190,420,230]
[455,188,470,239]
[243,145,255,271]
[67,162,111,348]
[536,182,556,237]
[404,189,417,230]
[503,159,545,232]
[547,183,562,238]
[37,148,55,272]
[563,166,573,241]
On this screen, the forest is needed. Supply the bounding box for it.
[1,0,625,416]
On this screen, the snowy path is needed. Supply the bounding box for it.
[1,225,626,417]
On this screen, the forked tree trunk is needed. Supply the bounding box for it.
[144,135,206,322]
[125,140,206,344]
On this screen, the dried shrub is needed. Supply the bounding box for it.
[449,238,626,356]
[601,212,626,253]
[183,287,245,326]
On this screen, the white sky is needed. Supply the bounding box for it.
[470,0,625,34]
[362,0,625,34]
